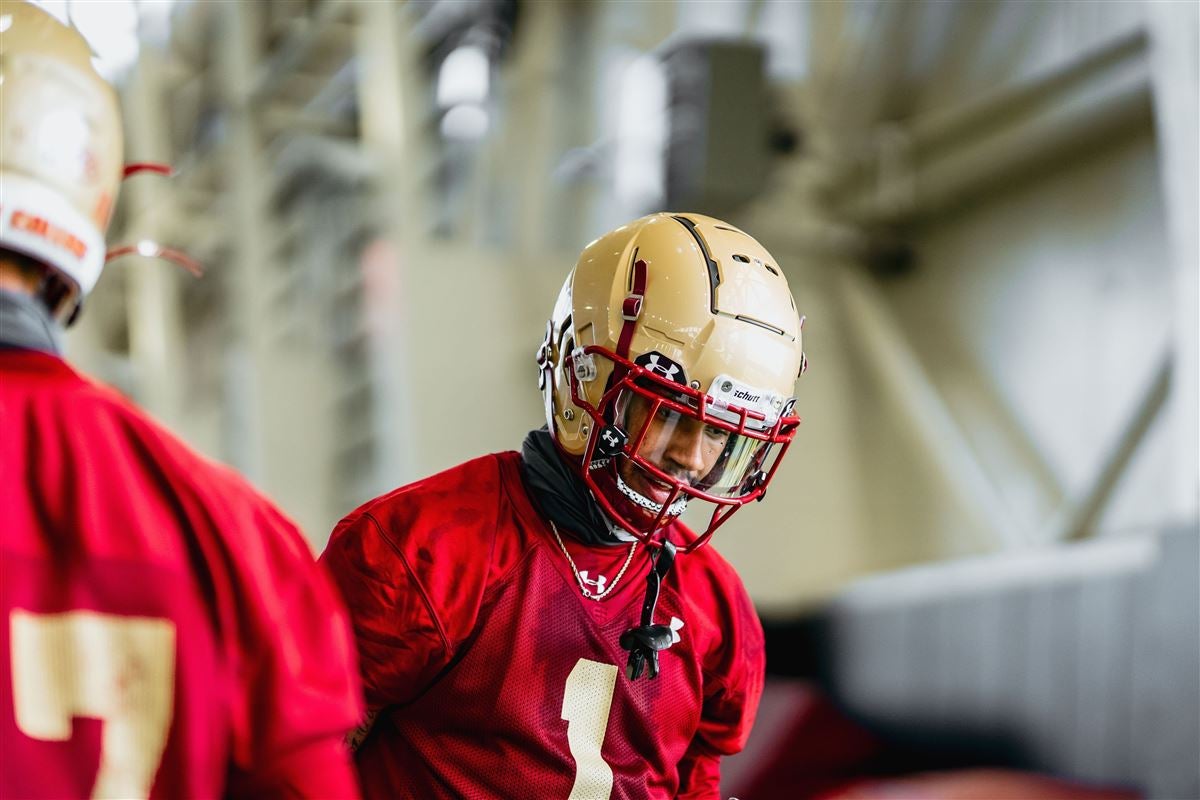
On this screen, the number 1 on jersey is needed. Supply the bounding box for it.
[560,658,618,800]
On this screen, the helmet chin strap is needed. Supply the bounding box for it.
[620,540,678,680]
[583,428,693,680]
[595,460,688,681]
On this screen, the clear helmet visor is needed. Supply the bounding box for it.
[612,385,784,503]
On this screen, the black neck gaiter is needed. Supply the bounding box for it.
[519,427,630,546]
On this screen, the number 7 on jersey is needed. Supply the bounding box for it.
[10,610,176,799]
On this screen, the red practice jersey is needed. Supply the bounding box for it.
[0,350,363,798]
[322,451,765,799]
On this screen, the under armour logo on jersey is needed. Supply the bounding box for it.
[634,351,687,386]
[668,616,684,645]
[579,570,607,594]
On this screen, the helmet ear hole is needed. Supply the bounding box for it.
[553,334,580,426]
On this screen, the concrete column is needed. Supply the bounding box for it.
[352,0,429,489]
[215,1,270,482]
[121,46,188,434]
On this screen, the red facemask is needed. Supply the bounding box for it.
[565,345,800,553]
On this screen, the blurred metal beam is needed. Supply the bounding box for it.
[260,105,357,141]
[1145,2,1200,523]
[915,1,1007,112]
[907,29,1147,164]
[835,0,921,129]
[250,0,354,105]
[837,267,1034,547]
[805,0,850,149]
[1044,349,1172,542]
[835,29,1153,224]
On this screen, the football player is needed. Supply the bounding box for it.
[324,212,806,798]
[0,3,363,797]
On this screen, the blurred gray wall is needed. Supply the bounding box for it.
[827,525,1199,798]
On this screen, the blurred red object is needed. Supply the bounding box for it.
[728,681,1141,800]
[818,770,1141,800]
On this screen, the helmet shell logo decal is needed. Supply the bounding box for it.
[635,352,687,386]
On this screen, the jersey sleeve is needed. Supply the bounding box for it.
[224,505,365,798]
[319,459,505,715]
[676,744,723,799]
[320,509,455,711]
[677,573,767,798]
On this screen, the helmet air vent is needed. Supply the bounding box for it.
[734,314,786,336]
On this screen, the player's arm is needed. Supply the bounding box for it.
[676,738,725,798]
[677,585,767,799]
[675,671,761,799]
[319,507,460,748]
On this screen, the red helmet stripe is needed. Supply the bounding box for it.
[614,258,648,360]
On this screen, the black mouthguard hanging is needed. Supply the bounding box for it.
[620,540,677,680]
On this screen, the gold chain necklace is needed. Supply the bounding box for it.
[549,521,638,602]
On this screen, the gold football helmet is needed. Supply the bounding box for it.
[538,213,807,551]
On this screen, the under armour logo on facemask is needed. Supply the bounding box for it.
[579,570,607,593]
[635,351,687,385]
[595,424,628,457]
